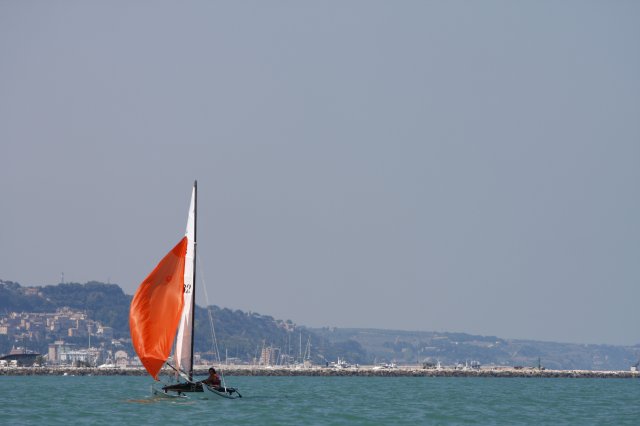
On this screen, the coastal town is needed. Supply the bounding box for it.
[0,307,333,369]
[2,282,638,375]
[0,307,131,367]
[1,308,639,379]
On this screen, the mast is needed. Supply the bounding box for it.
[189,180,197,381]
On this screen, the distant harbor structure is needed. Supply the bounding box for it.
[2,363,639,379]
[0,347,41,367]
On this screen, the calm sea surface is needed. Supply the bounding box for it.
[1,375,638,425]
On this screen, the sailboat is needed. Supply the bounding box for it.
[129,181,241,399]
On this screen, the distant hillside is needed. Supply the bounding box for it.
[193,307,367,364]
[0,280,132,337]
[312,327,640,371]
[0,280,367,364]
[2,280,638,370]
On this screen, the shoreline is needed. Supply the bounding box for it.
[2,365,638,379]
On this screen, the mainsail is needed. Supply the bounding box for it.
[175,184,196,378]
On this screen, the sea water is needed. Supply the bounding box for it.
[1,375,638,425]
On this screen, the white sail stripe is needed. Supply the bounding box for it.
[175,185,195,376]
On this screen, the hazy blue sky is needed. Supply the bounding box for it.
[1,1,638,345]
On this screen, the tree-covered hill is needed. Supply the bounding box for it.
[0,280,367,364]
[1,280,132,338]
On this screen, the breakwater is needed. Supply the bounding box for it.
[2,365,638,379]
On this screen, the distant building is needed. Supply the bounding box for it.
[0,347,41,366]
[47,340,103,366]
[59,349,93,365]
[259,346,279,366]
[114,350,129,367]
[23,287,40,296]
[48,340,74,365]
[96,326,113,340]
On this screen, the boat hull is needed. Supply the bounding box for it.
[153,382,241,399]
[161,382,203,393]
[151,385,188,398]
[202,384,242,399]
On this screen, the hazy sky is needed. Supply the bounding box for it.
[1,1,638,346]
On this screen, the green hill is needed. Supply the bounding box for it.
[1,280,132,337]
[0,280,366,364]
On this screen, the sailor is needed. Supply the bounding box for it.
[202,367,221,388]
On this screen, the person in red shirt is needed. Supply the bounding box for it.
[202,367,221,388]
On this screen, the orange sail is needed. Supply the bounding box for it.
[129,237,188,380]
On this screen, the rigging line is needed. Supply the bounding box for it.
[196,250,227,388]
[165,362,193,384]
